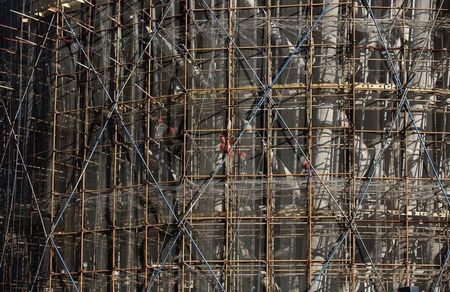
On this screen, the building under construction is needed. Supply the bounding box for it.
[0,0,449,291]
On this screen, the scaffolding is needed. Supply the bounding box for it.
[0,0,449,291]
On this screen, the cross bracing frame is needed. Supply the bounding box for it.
[0,0,449,291]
